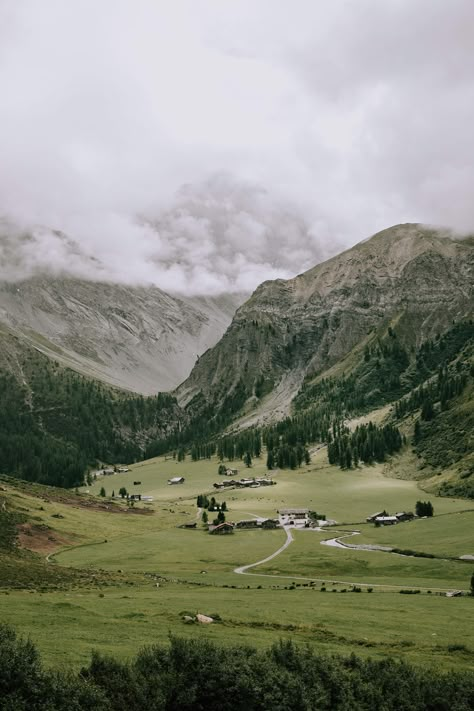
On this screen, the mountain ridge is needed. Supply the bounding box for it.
[0,276,244,393]
[176,224,474,425]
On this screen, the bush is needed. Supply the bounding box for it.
[1,626,474,710]
[399,589,421,595]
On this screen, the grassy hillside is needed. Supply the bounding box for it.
[1,449,474,672]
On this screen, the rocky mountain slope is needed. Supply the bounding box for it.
[0,277,243,393]
[177,224,474,423]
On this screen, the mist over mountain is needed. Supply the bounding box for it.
[2,2,474,299]
[0,175,334,296]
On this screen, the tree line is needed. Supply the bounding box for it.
[327,422,404,469]
[0,350,179,488]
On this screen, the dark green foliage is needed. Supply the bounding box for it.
[415,501,434,517]
[399,589,422,595]
[217,430,262,461]
[440,477,474,500]
[3,627,474,710]
[421,398,435,421]
[0,625,109,710]
[328,422,403,469]
[191,441,216,461]
[295,328,412,415]
[393,322,473,424]
[0,350,180,488]
[0,509,27,551]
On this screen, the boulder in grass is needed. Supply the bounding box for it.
[196,614,213,624]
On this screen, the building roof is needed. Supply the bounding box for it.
[279,508,309,515]
[209,522,235,533]
[375,516,398,522]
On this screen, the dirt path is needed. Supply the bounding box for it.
[234,526,294,575]
[233,523,464,592]
[320,530,393,553]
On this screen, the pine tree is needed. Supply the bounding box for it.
[421,398,435,421]
[413,420,421,444]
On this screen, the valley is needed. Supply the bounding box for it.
[1,223,474,707]
[2,442,474,673]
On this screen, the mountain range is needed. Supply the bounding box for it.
[0,221,473,494]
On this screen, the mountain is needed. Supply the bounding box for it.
[0,277,243,393]
[177,224,474,425]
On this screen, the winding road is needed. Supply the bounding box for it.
[233,522,465,592]
[234,526,294,574]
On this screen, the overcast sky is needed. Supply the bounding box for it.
[0,0,473,293]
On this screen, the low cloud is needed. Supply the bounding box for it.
[0,1,473,294]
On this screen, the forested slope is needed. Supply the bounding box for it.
[0,333,184,487]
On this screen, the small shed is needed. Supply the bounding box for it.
[279,508,309,519]
[208,522,235,535]
[366,511,385,523]
[395,512,414,522]
[236,519,259,529]
[168,476,185,485]
[261,518,280,529]
[374,516,398,526]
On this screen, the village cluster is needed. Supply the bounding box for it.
[366,511,415,525]
[202,508,320,535]
[92,466,429,537]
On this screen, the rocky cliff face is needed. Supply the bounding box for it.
[177,224,474,420]
[0,278,243,393]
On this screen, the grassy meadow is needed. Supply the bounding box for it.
[2,446,474,672]
[84,447,469,522]
[348,511,474,558]
[3,582,474,672]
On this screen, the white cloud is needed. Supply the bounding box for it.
[0,1,473,293]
